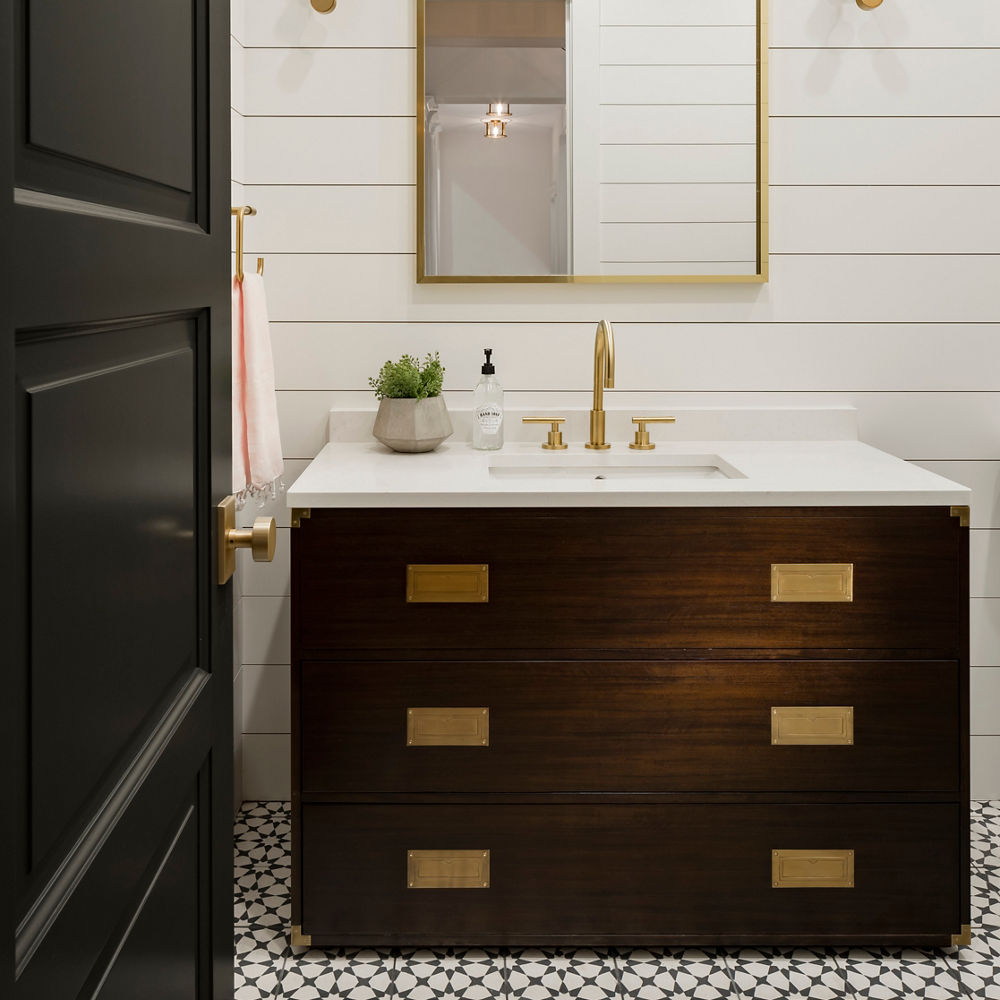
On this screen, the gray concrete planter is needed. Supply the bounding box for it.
[372,396,453,453]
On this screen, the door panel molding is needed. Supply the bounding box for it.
[13,188,206,236]
[18,317,200,873]
[85,805,197,1000]
[15,669,208,976]
[14,0,211,225]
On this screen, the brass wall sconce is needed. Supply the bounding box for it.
[311,0,336,12]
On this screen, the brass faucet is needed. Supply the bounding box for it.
[586,319,615,449]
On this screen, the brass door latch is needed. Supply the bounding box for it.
[630,416,676,450]
[217,495,276,585]
[522,416,567,450]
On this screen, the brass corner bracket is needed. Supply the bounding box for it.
[950,505,971,527]
[291,507,311,528]
[951,924,972,947]
[290,924,312,947]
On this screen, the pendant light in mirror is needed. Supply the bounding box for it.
[481,102,512,139]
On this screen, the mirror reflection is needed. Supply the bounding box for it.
[419,0,764,281]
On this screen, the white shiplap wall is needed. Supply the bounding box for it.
[232,0,1000,800]
[592,0,759,272]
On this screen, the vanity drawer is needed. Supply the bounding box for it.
[294,507,962,654]
[298,802,963,945]
[299,659,960,794]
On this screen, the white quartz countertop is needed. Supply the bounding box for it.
[288,420,971,509]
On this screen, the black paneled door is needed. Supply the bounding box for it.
[1,2,233,998]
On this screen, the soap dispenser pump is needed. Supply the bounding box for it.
[472,348,504,450]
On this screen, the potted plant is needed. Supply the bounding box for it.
[369,352,453,453]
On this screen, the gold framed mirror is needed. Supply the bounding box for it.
[417,0,767,284]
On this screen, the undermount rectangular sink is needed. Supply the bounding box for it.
[488,453,745,482]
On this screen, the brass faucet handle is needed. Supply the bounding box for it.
[630,416,677,451]
[522,416,568,451]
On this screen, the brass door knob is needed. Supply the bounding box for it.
[217,495,276,585]
[522,416,568,450]
[229,518,277,562]
[630,416,676,451]
[856,0,883,8]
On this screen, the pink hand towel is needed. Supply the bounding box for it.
[232,273,284,506]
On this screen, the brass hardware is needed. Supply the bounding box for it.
[772,849,855,888]
[311,0,337,11]
[771,706,854,746]
[951,505,970,527]
[522,416,567,450]
[951,924,972,947]
[231,206,256,282]
[407,850,490,889]
[290,925,312,947]
[407,707,489,746]
[415,0,768,284]
[629,416,677,451]
[291,507,311,528]
[856,0,883,8]
[217,495,276,585]
[586,320,615,450]
[771,563,853,603]
[407,564,489,603]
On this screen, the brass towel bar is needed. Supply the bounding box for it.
[231,205,264,282]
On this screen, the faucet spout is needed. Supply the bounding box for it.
[586,319,615,449]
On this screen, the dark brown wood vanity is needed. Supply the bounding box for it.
[289,505,969,947]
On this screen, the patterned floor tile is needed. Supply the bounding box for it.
[279,946,395,1000]
[235,810,292,848]
[972,837,1000,872]
[976,802,1000,825]
[234,831,291,929]
[508,948,619,999]
[725,947,849,1000]
[837,947,963,1000]
[395,947,508,1000]
[951,949,1000,1000]
[236,924,289,999]
[617,947,733,1000]
[974,873,1000,917]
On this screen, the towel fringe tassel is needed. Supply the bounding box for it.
[234,477,285,512]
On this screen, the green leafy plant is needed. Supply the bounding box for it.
[369,352,445,400]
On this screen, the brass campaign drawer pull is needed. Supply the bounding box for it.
[407,850,490,888]
[771,706,854,746]
[407,707,490,746]
[406,564,489,603]
[771,563,854,603]
[772,849,855,888]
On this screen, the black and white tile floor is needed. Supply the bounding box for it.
[235,801,1000,999]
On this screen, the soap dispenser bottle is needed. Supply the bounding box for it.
[472,348,504,450]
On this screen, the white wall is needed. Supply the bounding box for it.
[573,0,759,273]
[232,0,1000,800]
[438,120,556,275]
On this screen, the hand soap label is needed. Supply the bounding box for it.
[475,404,503,433]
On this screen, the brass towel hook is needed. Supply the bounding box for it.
[231,205,257,282]
[856,0,883,9]
[310,0,336,11]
